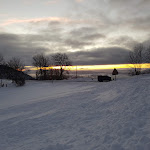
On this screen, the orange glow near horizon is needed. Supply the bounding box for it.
[25,63,150,71]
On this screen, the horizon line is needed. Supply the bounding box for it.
[24,63,150,71]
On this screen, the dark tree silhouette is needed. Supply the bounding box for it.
[52,53,72,79]
[128,44,144,75]
[7,57,24,71]
[32,53,49,80]
[145,46,150,63]
[0,53,4,65]
[0,65,29,86]
[33,53,49,69]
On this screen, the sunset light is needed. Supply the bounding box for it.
[25,63,150,71]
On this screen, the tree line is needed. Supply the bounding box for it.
[33,53,72,80]
[0,43,150,84]
[0,53,72,81]
[128,44,150,75]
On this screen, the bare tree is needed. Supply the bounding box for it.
[32,53,49,79]
[0,53,4,65]
[33,53,49,68]
[128,44,144,75]
[6,57,25,86]
[0,53,4,87]
[52,53,72,79]
[7,57,24,71]
[145,46,150,63]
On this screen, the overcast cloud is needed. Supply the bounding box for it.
[0,0,150,65]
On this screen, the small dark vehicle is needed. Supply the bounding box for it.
[98,75,111,82]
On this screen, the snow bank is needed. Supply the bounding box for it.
[0,75,150,150]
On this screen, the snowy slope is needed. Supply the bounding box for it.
[0,75,150,150]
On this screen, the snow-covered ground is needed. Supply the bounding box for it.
[0,75,150,150]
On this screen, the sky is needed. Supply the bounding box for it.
[0,0,150,66]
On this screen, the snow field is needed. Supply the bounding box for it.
[0,75,150,150]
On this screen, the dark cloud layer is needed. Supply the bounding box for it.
[68,47,130,65]
[108,35,139,49]
[0,32,131,65]
[0,33,49,65]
